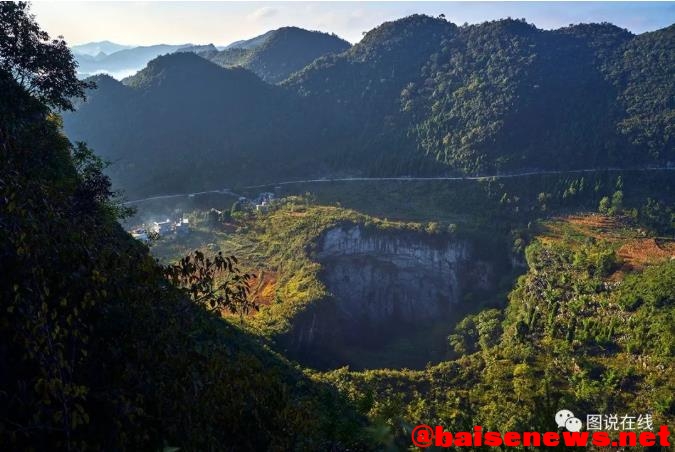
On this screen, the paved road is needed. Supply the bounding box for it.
[124,167,675,205]
[123,188,241,205]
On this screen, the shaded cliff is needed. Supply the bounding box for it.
[278,224,508,369]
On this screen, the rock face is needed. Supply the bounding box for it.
[318,225,473,322]
[278,224,503,369]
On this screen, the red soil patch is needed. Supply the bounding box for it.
[618,238,675,270]
[567,214,619,230]
[219,269,277,319]
[250,270,277,308]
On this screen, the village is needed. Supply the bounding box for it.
[128,191,276,243]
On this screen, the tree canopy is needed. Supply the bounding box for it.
[0,2,91,110]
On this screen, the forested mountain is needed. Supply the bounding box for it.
[65,52,326,197]
[0,4,366,448]
[222,29,276,50]
[400,20,673,172]
[199,27,351,83]
[290,16,674,173]
[64,15,675,198]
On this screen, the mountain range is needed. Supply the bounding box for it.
[63,15,675,198]
[71,27,350,82]
[71,40,133,56]
[198,27,351,83]
[73,43,196,79]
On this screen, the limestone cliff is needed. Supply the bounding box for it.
[278,224,505,369]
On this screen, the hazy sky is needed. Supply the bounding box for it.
[31,1,675,47]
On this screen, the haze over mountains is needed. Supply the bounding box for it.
[71,40,133,56]
[63,15,675,199]
[73,43,204,79]
[71,27,350,81]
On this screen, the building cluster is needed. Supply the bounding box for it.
[129,215,190,243]
[237,192,276,213]
[255,192,275,212]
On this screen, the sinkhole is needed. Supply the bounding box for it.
[277,224,511,370]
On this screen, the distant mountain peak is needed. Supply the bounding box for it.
[206,26,350,83]
[121,51,264,90]
[71,40,133,56]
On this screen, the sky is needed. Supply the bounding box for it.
[31,1,675,47]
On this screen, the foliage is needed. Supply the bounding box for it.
[163,250,256,319]
[204,26,350,84]
[315,219,674,444]
[0,2,92,110]
[63,15,674,198]
[0,30,369,451]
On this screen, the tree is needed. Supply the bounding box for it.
[163,250,257,321]
[598,196,611,214]
[0,2,92,110]
[610,190,623,215]
[639,198,674,234]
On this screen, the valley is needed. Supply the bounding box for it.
[138,167,675,375]
[133,181,674,448]
[1,3,673,449]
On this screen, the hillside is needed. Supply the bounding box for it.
[144,191,675,447]
[222,29,276,50]
[201,26,351,83]
[3,4,675,449]
[65,52,325,198]
[64,15,675,199]
[313,213,674,447]
[0,18,368,450]
[289,16,674,174]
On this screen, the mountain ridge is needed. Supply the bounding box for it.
[63,15,675,198]
[201,26,351,83]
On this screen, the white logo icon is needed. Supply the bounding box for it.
[555,409,575,428]
[565,417,583,432]
[555,409,583,431]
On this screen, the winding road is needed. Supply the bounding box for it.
[123,167,675,205]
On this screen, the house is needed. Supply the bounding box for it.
[130,228,150,243]
[175,217,190,235]
[255,202,269,213]
[152,219,172,235]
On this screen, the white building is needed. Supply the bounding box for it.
[152,219,172,235]
[175,217,190,235]
[130,228,150,243]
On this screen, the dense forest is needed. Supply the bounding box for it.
[199,27,351,83]
[64,15,674,198]
[2,3,674,450]
[0,4,368,449]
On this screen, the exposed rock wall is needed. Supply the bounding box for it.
[318,225,472,322]
[278,224,503,369]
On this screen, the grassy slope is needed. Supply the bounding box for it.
[0,96,370,450]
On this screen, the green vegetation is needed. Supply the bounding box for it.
[64,15,674,199]
[3,4,674,450]
[65,52,313,198]
[153,199,469,336]
[312,223,674,448]
[0,4,368,449]
[201,27,350,83]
